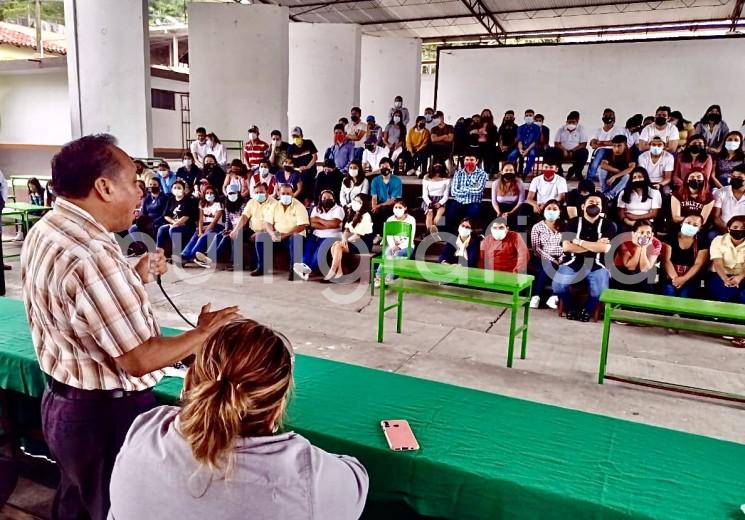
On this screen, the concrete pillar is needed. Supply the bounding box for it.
[288,23,361,147]
[188,3,289,145]
[360,35,422,127]
[63,0,152,156]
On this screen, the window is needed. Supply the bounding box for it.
[151,88,175,110]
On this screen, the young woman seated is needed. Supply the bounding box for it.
[422,162,450,236]
[707,215,745,347]
[326,194,374,282]
[374,199,416,287]
[616,166,661,232]
[661,214,709,298]
[181,185,225,268]
[670,168,714,227]
[294,190,345,280]
[529,200,563,309]
[438,217,480,267]
[613,219,661,293]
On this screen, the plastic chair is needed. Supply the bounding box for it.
[370,220,413,295]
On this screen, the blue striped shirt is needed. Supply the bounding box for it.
[450,168,488,204]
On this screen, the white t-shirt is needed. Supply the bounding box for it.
[345,121,368,148]
[207,142,227,167]
[311,204,345,239]
[714,186,745,224]
[528,175,568,205]
[190,140,210,164]
[623,128,640,149]
[593,125,624,149]
[639,123,680,145]
[201,201,223,225]
[637,151,674,184]
[362,146,389,171]
[422,177,450,205]
[0,168,8,204]
[616,188,662,216]
[555,124,589,150]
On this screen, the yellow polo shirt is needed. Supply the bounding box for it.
[263,197,309,236]
[242,197,277,232]
[710,234,745,275]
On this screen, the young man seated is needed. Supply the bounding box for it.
[598,134,635,202]
[551,193,616,322]
[479,218,529,273]
[521,163,568,226]
[446,152,488,231]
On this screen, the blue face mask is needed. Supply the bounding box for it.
[227,193,239,202]
[544,209,560,222]
[255,193,267,203]
[680,223,699,237]
[280,194,293,206]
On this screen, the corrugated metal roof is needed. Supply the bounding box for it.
[270,0,742,42]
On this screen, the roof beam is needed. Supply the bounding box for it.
[731,0,745,31]
[459,0,506,43]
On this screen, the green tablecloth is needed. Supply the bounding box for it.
[1,297,744,519]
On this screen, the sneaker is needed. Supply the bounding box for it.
[249,268,264,277]
[292,262,312,281]
[374,278,381,288]
[529,295,541,309]
[181,261,199,268]
[546,295,559,309]
[195,252,213,267]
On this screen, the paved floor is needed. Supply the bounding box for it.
[1,245,744,518]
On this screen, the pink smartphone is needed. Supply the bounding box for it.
[381,420,419,451]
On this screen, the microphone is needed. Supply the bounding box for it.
[154,266,196,329]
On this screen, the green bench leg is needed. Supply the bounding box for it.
[506,304,518,368]
[396,291,404,334]
[598,303,612,384]
[520,297,530,360]
[377,269,386,343]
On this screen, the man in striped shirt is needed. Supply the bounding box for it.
[243,124,269,170]
[21,134,239,520]
[445,151,488,232]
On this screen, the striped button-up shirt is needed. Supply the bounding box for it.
[21,198,163,391]
[450,167,488,205]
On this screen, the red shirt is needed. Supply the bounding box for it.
[479,231,529,273]
[243,139,269,168]
[614,237,663,269]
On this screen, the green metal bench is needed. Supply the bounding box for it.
[8,175,51,203]
[598,288,745,402]
[370,220,413,295]
[377,258,534,367]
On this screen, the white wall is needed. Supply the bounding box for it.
[0,69,71,145]
[420,73,436,115]
[437,38,745,140]
[151,75,189,150]
[64,0,152,156]
[288,23,361,146]
[360,35,422,126]
[189,3,289,142]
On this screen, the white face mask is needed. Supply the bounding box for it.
[566,124,577,131]
[491,228,507,240]
[394,101,402,108]
[272,139,281,146]
[205,194,215,202]
[393,116,401,124]
[458,226,471,237]
[349,168,359,178]
[393,207,406,218]
[280,194,293,206]
[433,118,441,125]
[524,116,534,125]
[351,200,363,212]
[259,167,270,177]
[227,193,239,202]
[207,139,214,147]
[172,189,184,198]
[184,159,193,168]
[249,132,258,141]
[725,141,741,152]
[159,170,169,178]
[650,145,664,156]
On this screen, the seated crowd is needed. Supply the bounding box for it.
[43,98,741,346]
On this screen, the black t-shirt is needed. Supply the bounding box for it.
[565,189,590,215]
[498,123,517,147]
[164,196,198,226]
[287,140,319,169]
[664,233,709,272]
[604,152,631,172]
[203,165,226,191]
[561,216,617,271]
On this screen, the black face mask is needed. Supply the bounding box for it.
[687,180,704,190]
[366,145,375,151]
[432,166,445,176]
[687,145,702,155]
[631,180,646,190]
[585,204,601,218]
[708,113,722,124]
[351,115,360,123]
[730,229,745,240]
[502,173,515,181]
[321,199,335,210]
[284,165,294,173]
[204,164,214,170]
[655,116,667,126]
[730,178,744,190]
[602,117,615,124]
[148,187,160,194]
[381,168,391,176]
[417,123,425,129]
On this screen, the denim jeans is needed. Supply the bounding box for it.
[587,148,610,182]
[253,233,304,273]
[155,224,194,257]
[706,272,745,303]
[181,224,224,261]
[661,280,697,298]
[531,256,559,299]
[302,234,338,273]
[206,228,253,267]
[376,247,410,281]
[445,200,482,232]
[506,147,537,175]
[551,264,610,314]
[599,168,629,201]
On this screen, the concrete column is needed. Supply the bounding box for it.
[288,23,361,147]
[360,35,422,127]
[63,0,152,156]
[188,3,289,144]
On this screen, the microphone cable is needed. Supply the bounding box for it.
[156,274,197,329]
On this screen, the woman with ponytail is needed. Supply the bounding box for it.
[109,320,369,519]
